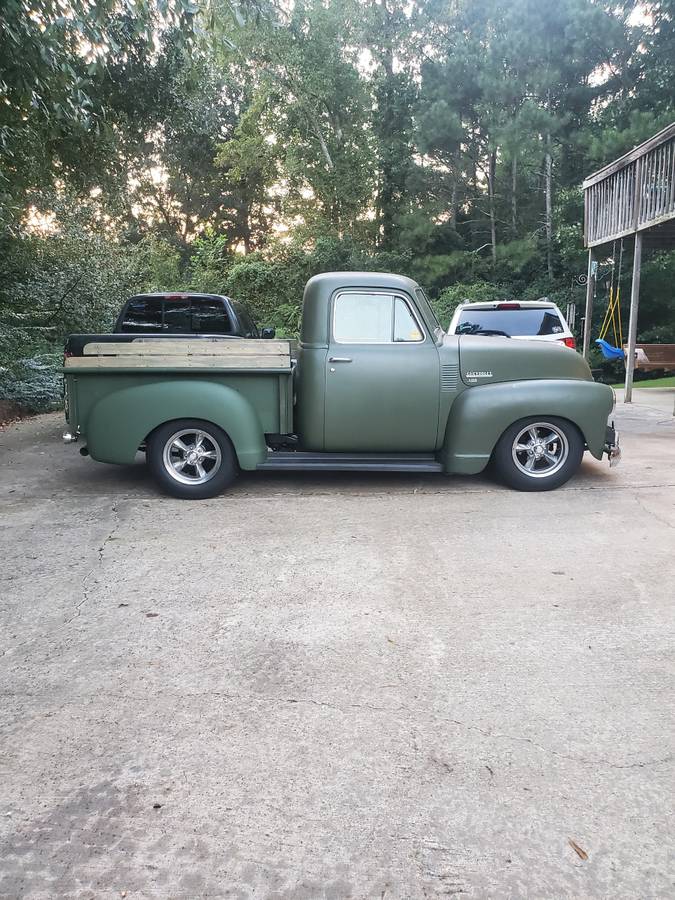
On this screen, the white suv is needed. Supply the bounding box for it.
[448,299,576,349]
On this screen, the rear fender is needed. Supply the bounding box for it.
[441,380,614,474]
[86,380,267,469]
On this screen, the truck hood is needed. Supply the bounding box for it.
[452,334,593,385]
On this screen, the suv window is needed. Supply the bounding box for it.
[333,292,424,343]
[121,297,164,333]
[456,308,564,337]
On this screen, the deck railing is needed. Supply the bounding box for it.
[583,122,675,247]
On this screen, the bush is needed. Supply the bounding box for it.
[432,280,509,329]
[0,205,164,413]
[0,328,62,413]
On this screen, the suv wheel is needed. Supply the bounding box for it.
[492,417,584,491]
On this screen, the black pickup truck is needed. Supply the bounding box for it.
[65,292,273,357]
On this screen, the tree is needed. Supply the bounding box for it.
[0,0,196,226]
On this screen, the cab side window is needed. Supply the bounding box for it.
[333,292,424,343]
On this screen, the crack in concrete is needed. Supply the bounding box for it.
[3,478,675,505]
[3,674,672,772]
[266,697,673,770]
[67,502,120,625]
[632,492,675,530]
[235,695,673,770]
[0,503,122,659]
[52,686,669,773]
[442,717,673,772]
[225,479,675,501]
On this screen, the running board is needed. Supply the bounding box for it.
[257,451,443,473]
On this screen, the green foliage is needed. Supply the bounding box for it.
[0,329,63,413]
[0,196,164,411]
[139,236,183,291]
[0,0,196,228]
[432,281,507,329]
[0,229,145,337]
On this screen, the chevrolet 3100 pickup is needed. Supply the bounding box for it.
[62,271,620,498]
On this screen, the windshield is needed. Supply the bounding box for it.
[456,308,564,337]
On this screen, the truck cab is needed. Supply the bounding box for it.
[62,271,619,498]
[295,273,444,452]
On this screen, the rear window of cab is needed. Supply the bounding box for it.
[120,296,233,334]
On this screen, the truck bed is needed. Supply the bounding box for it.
[63,339,295,441]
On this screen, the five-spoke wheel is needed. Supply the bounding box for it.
[511,422,569,479]
[162,428,222,486]
[148,419,237,499]
[492,416,584,491]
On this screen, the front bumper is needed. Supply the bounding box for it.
[605,422,621,467]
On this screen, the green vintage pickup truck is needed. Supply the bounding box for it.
[63,271,620,498]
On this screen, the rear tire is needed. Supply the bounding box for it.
[491,416,584,491]
[147,419,237,499]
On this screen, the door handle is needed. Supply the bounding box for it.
[329,356,352,363]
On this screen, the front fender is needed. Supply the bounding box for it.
[86,379,267,469]
[441,379,614,474]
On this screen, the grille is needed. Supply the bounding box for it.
[440,363,460,392]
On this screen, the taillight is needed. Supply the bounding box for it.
[560,337,576,349]
[497,303,521,309]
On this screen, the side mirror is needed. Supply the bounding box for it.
[261,326,276,339]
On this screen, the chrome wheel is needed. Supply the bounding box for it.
[162,428,222,485]
[511,421,569,478]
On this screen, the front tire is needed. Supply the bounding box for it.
[491,417,584,491]
[147,419,237,499]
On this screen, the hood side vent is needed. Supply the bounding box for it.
[441,363,459,392]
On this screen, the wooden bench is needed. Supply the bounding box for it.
[627,344,675,371]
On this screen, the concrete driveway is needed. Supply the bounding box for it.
[1,404,673,899]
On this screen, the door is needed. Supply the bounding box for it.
[324,290,440,451]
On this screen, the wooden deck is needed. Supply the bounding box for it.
[582,122,675,403]
[584,122,675,248]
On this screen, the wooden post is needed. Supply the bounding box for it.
[624,231,643,403]
[582,248,595,359]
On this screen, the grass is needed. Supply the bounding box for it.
[611,375,675,389]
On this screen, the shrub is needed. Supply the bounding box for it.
[0,328,62,413]
[432,281,508,330]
